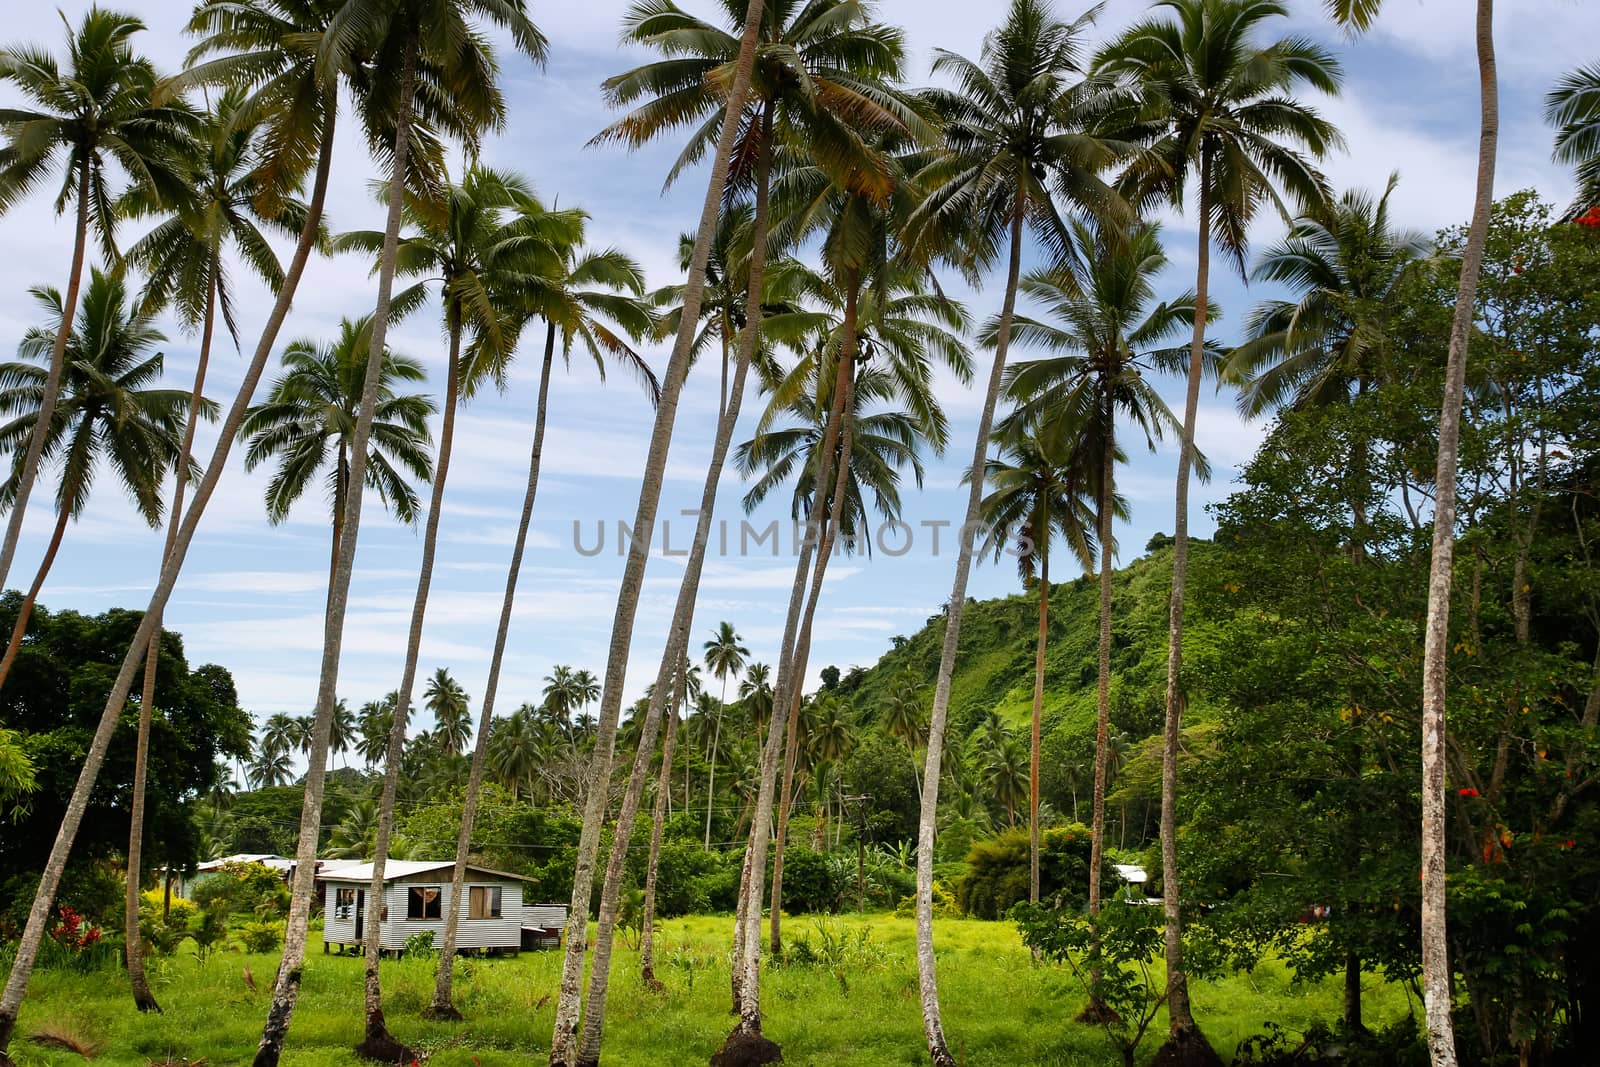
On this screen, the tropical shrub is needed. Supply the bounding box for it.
[957,823,1093,919]
[236,919,284,954]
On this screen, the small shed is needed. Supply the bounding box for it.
[173,854,293,900]
[1112,863,1162,906]
[320,860,530,956]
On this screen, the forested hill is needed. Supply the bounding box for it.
[831,539,1203,766]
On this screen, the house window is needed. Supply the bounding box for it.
[468,886,502,919]
[335,887,356,921]
[407,886,442,920]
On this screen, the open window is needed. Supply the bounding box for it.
[468,885,502,919]
[407,886,442,920]
[334,886,355,920]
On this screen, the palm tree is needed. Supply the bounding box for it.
[702,622,750,849]
[119,87,304,1011]
[902,1,1125,1058]
[0,0,350,1047]
[1225,175,1427,570]
[327,701,354,767]
[423,669,471,757]
[1000,218,1198,962]
[985,727,1028,828]
[0,270,198,687]
[356,695,397,770]
[1097,1,1340,1051]
[880,671,927,797]
[568,1,921,1054]
[248,748,293,790]
[1318,1,1497,1061]
[487,708,540,801]
[543,666,581,728]
[1548,64,1600,217]
[974,424,1099,904]
[255,0,544,1056]
[432,211,659,1024]
[240,315,434,592]
[260,713,299,760]
[740,663,774,740]
[332,168,538,1032]
[0,9,195,597]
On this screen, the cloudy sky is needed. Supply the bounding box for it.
[0,0,1585,749]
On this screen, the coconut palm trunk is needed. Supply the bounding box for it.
[0,501,72,685]
[705,694,724,850]
[1029,547,1049,908]
[546,4,766,1060]
[1084,400,1118,1021]
[1421,5,1497,1065]
[124,261,220,1015]
[0,156,90,598]
[254,41,417,1067]
[770,278,860,955]
[734,276,859,1050]
[0,95,337,1067]
[576,197,767,1059]
[355,321,466,1059]
[915,188,1025,1067]
[1153,155,1210,1044]
[639,697,679,988]
[423,323,553,1023]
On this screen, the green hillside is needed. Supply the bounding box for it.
[835,541,1201,755]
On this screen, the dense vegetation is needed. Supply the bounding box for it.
[0,0,1594,1061]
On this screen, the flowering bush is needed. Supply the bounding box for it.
[49,906,103,952]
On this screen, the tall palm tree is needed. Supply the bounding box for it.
[239,315,434,591]
[333,169,538,1037]
[0,0,350,1048]
[1319,1,1497,1062]
[565,2,920,1056]
[702,622,750,849]
[1226,175,1427,418]
[0,270,198,687]
[1225,174,1427,572]
[543,666,581,728]
[1097,1,1340,1052]
[1547,64,1600,217]
[424,669,471,756]
[254,0,544,1058]
[902,2,1124,1058]
[974,424,1099,905]
[0,9,195,598]
[487,708,540,801]
[1000,218,1199,971]
[119,87,304,1012]
[432,215,659,1024]
[328,700,355,769]
[740,662,774,740]
[356,695,397,770]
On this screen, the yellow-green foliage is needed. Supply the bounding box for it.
[10,914,1409,1065]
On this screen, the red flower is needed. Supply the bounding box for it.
[1458,787,1479,797]
[1578,206,1600,228]
[1563,840,1577,849]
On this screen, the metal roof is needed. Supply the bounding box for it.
[317,860,531,883]
[1112,863,1149,884]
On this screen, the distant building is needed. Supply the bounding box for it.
[319,860,562,956]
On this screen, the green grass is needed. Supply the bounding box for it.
[10,915,1408,1066]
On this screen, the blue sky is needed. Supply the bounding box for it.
[0,0,1586,748]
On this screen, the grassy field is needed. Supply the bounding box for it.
[9,915,1410,1066]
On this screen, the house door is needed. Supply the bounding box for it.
[355,889,365,942]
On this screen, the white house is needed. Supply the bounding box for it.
[320,860,533,956]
